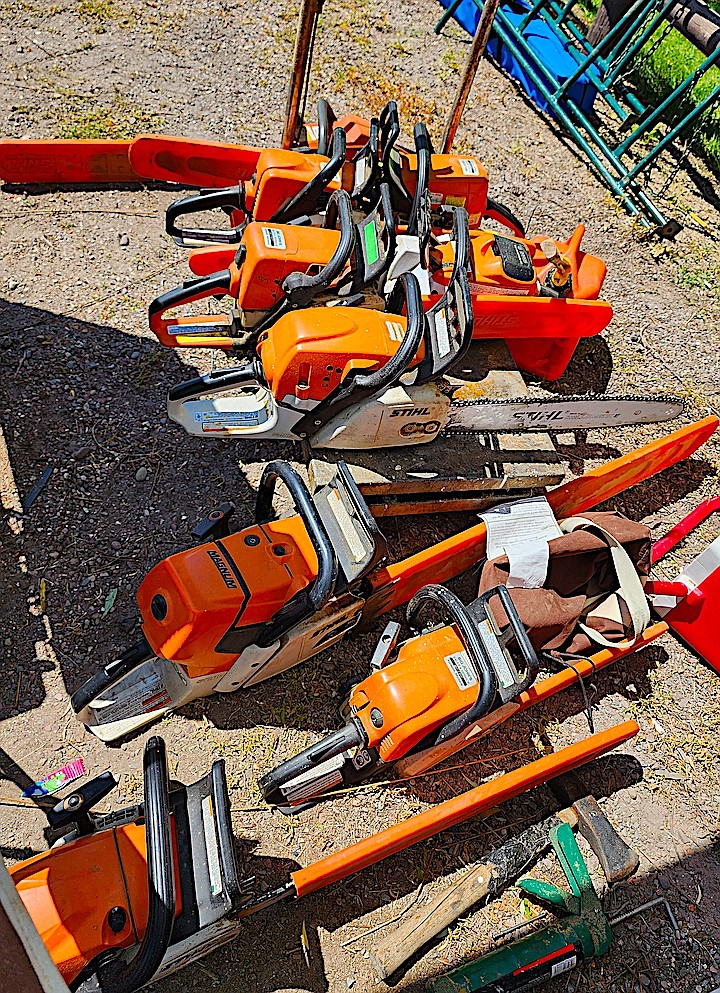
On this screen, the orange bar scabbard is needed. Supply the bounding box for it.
[516,622,667,712]
[363,417,719,621]
[290,719,639,898]
[0,139,141,184]
[129,135,262,186]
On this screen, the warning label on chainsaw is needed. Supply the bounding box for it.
[551,955,577,977]
[262,227,287,250]
[445,650,477,691]
[460,158,480,175]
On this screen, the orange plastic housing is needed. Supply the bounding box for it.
[258,306,423,405]
[399,152,489,220]
[236,223,342,314]
[137,518,318,678]
[10,820,182,984]
[351,624,475,761]
[429,224,611,380]
[243,149,340,220]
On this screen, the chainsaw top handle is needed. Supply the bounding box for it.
[379,100,401,181]
[407,123,432,239]
[278,188,355,311]
[254,461,339,646]
[148,268,234,350]
[166,185,246,247]
[413,206,474,383]
[406,584,498,746]
[315,98,338,158]
[97,737,176,993]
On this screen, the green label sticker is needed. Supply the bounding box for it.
[363,220,379,265]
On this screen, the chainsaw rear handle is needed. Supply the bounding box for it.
[166,185,245,247]
[651,496,720,563]
[407,122,432,238]
[272,126,347,224]
[254,461,339,644]
[148,269,233,349]
[280,188,355,310]
[406,584,498,746]
[477,583,540,694]
[258,720,364,804]
[98,737,176,993]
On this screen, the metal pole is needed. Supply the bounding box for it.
[441,0,502,153]
[282,0,323,149]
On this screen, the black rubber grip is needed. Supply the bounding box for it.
[98,737,176,993]
[71,637,153,715]
[259,720,363,804]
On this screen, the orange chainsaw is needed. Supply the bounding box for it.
[259,581,668,813]
[150,125,613,381]
[9,723,640,991]
[68,418,717,743]
[164,208,682,447]
[165,102,521,248]
[150,186,396,350]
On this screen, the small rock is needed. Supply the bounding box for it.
[135,466,149,481]
[71,445,92,461]
[640,975,651,988]
[7,278,18,290]
[346,980,355,989]
[131,350,141,359]
[111,540,122,550]
[4,638,12,647]
[118,233,130,247]
[49,551,59,559]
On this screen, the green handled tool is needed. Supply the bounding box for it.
[430,822,612,993]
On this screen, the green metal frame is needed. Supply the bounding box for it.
[435,0,720,235]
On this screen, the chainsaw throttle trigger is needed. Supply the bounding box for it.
[406,584,498,746]
[192,501,236,541]
[166,185,246,247]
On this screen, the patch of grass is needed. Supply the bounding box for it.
[55,94,164,139]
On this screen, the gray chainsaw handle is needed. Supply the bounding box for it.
[369,808,576,983]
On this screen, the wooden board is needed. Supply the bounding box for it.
[306,340,564,515]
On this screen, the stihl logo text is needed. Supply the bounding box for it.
[390,407,431,417]
[207,550,238,589]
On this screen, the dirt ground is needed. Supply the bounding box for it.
[1,0,720,990]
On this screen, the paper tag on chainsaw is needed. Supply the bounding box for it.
[262,227,287,250]
[445,650,477,691]
[460,158,480,175]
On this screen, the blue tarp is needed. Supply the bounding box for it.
[438,0,598,116]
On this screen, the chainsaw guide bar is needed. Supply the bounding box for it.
[443,393,685,434]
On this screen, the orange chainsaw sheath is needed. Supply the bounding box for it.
[362,417,719,620]
[291,720,639,897]
[0,139,142,184]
